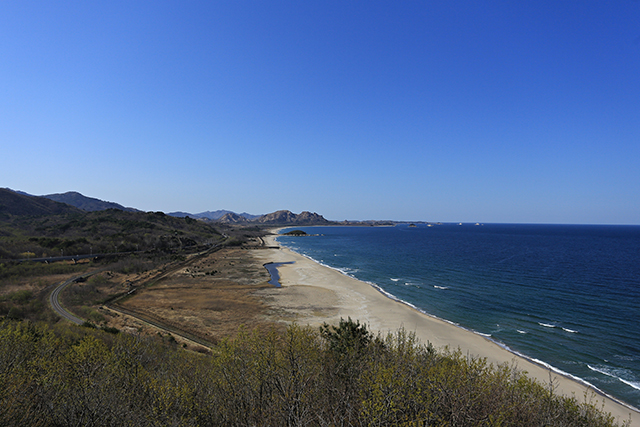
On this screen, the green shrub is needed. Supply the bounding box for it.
[320,316,373,356]
[78,306,104,323]
[7,289,33,304]
[0,319,626,427]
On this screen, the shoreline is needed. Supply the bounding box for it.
[252,229,639,424]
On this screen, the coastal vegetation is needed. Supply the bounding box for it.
[0,190,632,425]
[0,317,626,427]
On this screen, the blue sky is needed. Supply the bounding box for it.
[1,1,639,224]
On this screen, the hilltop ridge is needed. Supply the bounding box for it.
[0,188,83,217]
[41,191,139,212]
[2,188,340,226]
[168,210,260,221]
[252,210,330,225]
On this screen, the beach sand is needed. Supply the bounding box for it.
[252,231,639,425]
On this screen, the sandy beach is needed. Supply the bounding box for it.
[252,230,639,425]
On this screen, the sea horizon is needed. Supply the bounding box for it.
[276,223,640,412]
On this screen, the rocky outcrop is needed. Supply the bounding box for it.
[218,212,250,224]
[254,210,330,225]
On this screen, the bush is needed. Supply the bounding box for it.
[78,306,105,324]
[320,316,373,356]
[6,307,22,320]
[8,289,33,304]
[0,319,625,427]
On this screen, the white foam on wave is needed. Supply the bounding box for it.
[390,278,400,282]
[336,267,359,275]
[404,282,421,288]
[588,365,640,391]
[473,337,640,413]
[589,364,613,377]
[434,285,449,290]
[290,251,408,311]
[620,379,640,391]
[299,253,359,279]
[562,328,578,333]
[278,241,640,414]
[477,332,492,338]
[517,330,527,334]
[530,357,595,386]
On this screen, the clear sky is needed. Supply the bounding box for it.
[1,1,639,224]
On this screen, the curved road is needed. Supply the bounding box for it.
[50,242,226,349]
[49,271,103,324]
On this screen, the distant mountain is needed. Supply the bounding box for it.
[218,212,249,224]
[194,210,237,220]
[238,212,261,220]
[4,188,327,225]
[42,191,139,212]
[167,211,195,218]
[252,210,331,225]
[0,188,84,217]
[168,210,261,220]
[216,210,330,225]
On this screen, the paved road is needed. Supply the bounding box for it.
[49,242,225,346]
[49,271,103,324]
[46,245,221,324]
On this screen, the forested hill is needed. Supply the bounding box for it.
[41,191,139,212]
[0,196,223,260]
[0,188,83,218]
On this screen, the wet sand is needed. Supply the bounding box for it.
[252,231,638,425]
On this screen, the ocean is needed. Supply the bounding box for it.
[276,224,640,411]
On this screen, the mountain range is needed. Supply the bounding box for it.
[1,188,330,225]
[168,210,260,221]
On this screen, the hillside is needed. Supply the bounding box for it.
[42,191,138,212]
[5,189,327,225]
[0,189,332,258]
[0,206,223,260]
[218,212,249,224]
[0,188,84,218]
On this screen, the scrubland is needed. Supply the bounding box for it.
[0,318,627,427]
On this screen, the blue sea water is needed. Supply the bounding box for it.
[276,224,640,411]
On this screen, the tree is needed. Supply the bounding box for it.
[320,317,372,356]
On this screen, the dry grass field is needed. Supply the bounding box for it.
[105,247,283,348]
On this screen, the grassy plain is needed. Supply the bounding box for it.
[111,244,282,347]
